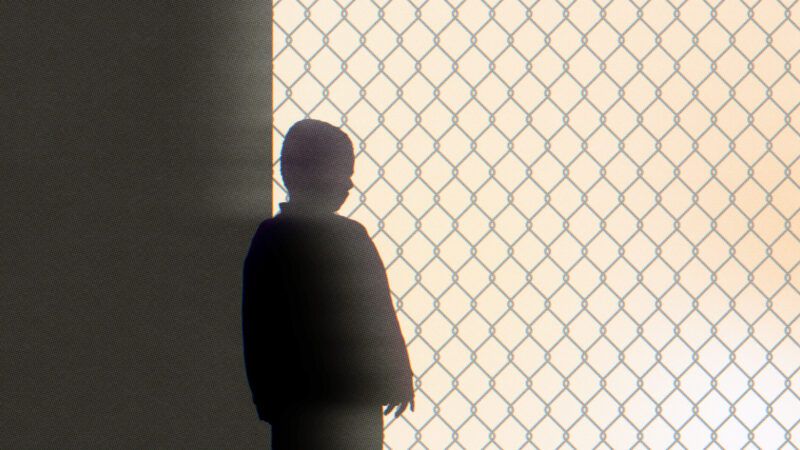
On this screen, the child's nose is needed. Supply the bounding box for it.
[337,178,353,191]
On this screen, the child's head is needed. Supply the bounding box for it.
[280,119,355,212]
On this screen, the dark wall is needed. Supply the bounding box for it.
[2,2,271,448]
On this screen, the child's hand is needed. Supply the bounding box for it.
[383,398,414,418]
[384,382,415,417]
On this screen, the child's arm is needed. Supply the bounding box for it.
[357,224,415,415]
[241,222,281,423]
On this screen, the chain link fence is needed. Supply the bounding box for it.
[271,0,799,447]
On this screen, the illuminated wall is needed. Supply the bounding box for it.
[272,0,799,447]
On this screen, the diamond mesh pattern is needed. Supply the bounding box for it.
[271,0,799,448]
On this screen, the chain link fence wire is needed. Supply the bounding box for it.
[271,0,799,447]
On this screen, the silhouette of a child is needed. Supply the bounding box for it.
[243,119,414,449]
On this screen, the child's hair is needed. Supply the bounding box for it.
[280,119,354,194]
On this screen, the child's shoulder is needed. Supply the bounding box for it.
[260,213,369,236]
[331,214,369,233]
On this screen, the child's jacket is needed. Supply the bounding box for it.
[242,201,413,423]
